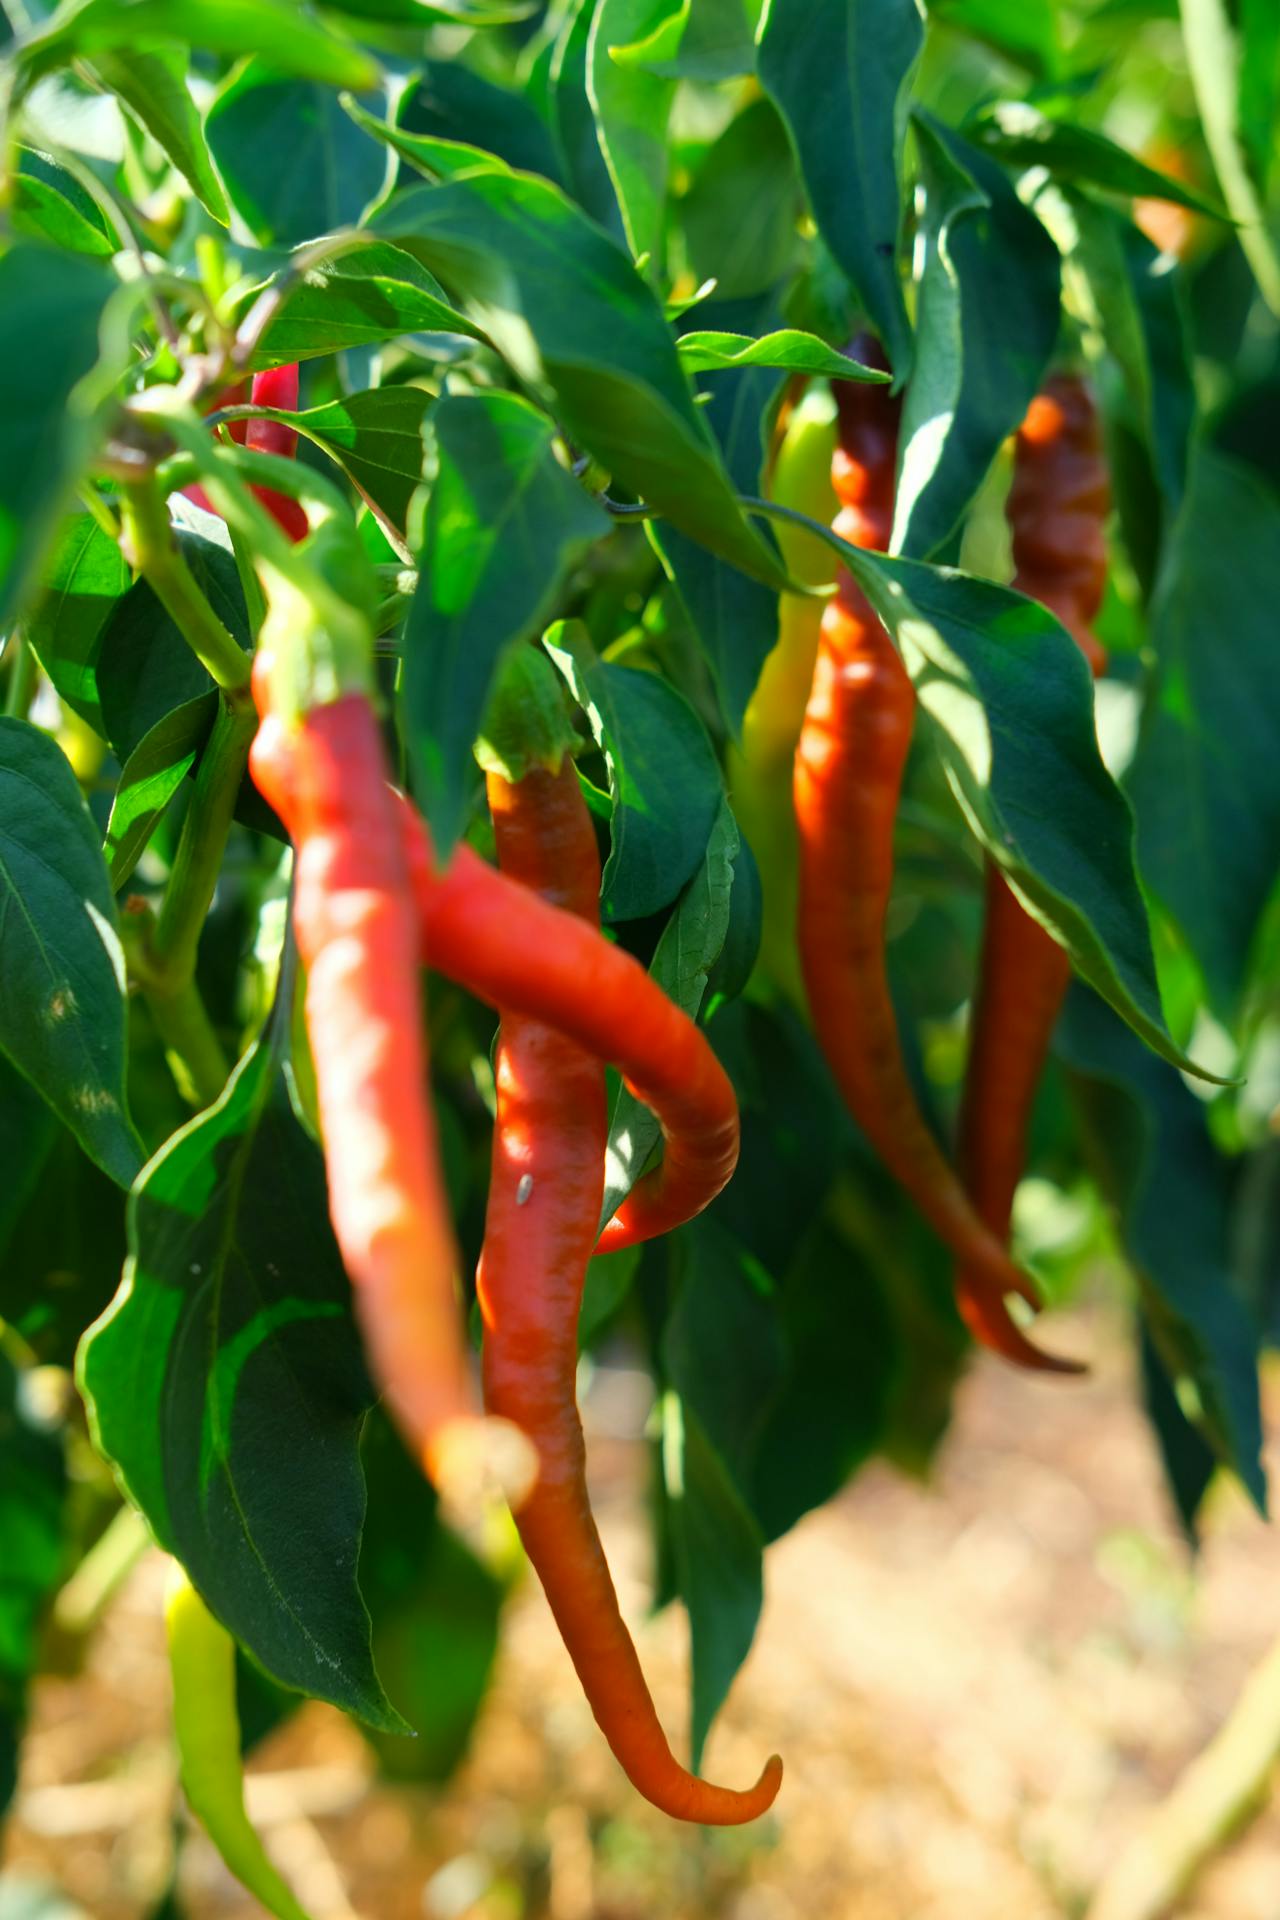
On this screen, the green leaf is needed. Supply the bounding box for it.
[87,46,230,224]
[324,0,532,20]
[1181,0,1280,320]
[248,240,482,364]
[892,114,1061,559]
[1126,452,1280,1016]
[0,1125,125,1367]
[927,0,1061,69]
[358,1411,504,1783]
[1039,187,1194,512]
[597,799,739,1224]
[264,387,434,538]
[0,1054,59,1270]
[970,101,1226,217]
[588,0,680,270]
[676,97,799,302]
[758,0,922,376]
[548,0,625,232]
[660,1394,765,1773]
[208,65,389,248]
[78,1035,406,1732]
[652,306,781,731]
[398,61,562,182]
[607,0,758,79]
[25,509,131,737]
[1239,0,1280,193]
[677,329,889,380]
[0,1352,66,1819]
[367,153,789,588]
[16,0,381,92]
[545,623,724,924]
[783,522,1208,1078]
[403,394,609,855]
[11,146,119,255]
[0,245,118,634]
[0,719,142,1187]
[105,693,216,889]
[96,507,248,761]
[1139,1319,1217,1542]
[1060,986,1265,1511]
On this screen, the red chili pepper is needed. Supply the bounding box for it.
[476,756,776,1823]
[186,365,308,543]
[793,343,1079,1373]
[399,802,740,1252]
[248,655,495,1495]
[957,375,1110,1296]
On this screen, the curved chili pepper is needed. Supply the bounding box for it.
[249,658,506,1497]
[793,342,1078,1373]
[398,804,741,1253]
[476,757,776,1824]
[187,365,308,542]
[957,374,1110,1298]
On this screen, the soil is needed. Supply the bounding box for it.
[6,1304,1280,1920]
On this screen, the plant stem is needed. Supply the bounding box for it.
[1088,1627,1280,1920]
[119,472,251,695]
[114,471,257,1105]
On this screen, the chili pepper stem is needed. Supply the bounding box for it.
[3,629,37,719]
[124,694,256,1107]
[118,472,252,697]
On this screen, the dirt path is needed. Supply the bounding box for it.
[6,1307,1280,1919]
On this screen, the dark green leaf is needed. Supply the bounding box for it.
[266,387,433,538]
[0,1125,124,1366]
[0,1053,59,1268]
[545,623,724,924]
[25,509,131,737]
[661,1396,765,1772]
[11,146,119,255]
[0,719,142,1187]
[652,295,783,733]
[367,153,789,587]
[96,508,248,760]
[598,799,739,1224]
[1138,1318,1217,1543]
[78,1036,406,1731]
[250,240,482,364]
[677,330,889,380]
[1127,452,1280,1016]
[548,0,625,232]
[588,0,679,269]
[208,66,389,247]
[16,0,381,92]
[791,526,1207,1077]
[399,61,561,182]
[403,394,609,855]
[676,97,799,302]
[1060,986,1265,1510]
[758,0,921,374]
[104,693,216,889]
[971,102,1225,216]
[893,114,1060,559]
[88,46,229,224]
[0,245,118,633]
[0,1353,66,1819]
[358,1411,503,1782]
[1037,187,1193,509]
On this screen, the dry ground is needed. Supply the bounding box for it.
[7,1305,1280,1920]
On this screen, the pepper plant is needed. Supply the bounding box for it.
[1,0,1279,1909]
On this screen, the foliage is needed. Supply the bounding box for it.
[0,0,1278,1902]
